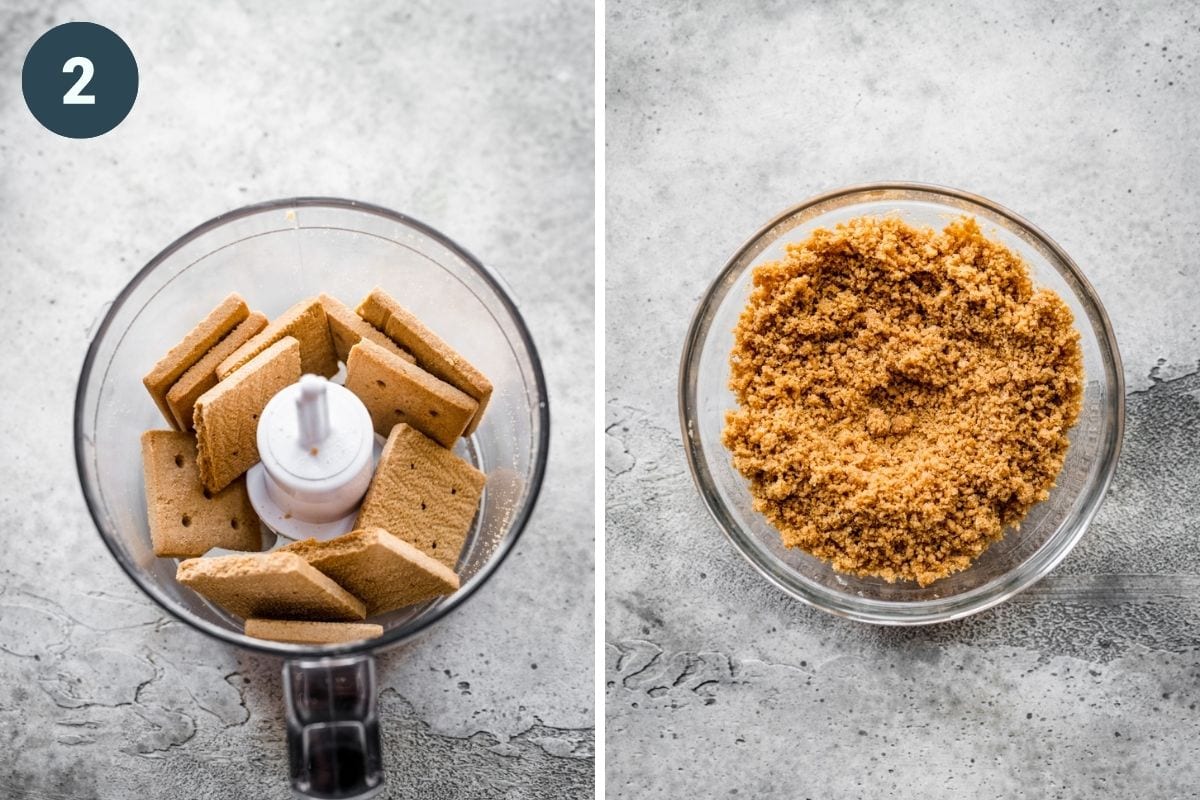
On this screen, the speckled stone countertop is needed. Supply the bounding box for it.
[606,1,1200,797]
[0,2,593,797]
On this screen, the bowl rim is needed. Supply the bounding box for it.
[678,181,1125,625]
[74,196,552,656]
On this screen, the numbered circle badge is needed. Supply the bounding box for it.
[22,22,138,139]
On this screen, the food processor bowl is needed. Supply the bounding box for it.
[75,198,550,798]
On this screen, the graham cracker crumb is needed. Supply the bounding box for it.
[722,216,1083,586]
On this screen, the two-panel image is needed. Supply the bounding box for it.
[3,1,1195,798]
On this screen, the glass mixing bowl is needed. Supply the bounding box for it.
[75,198,549,798]
[680,183,1123,625]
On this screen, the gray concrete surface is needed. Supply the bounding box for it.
[606,1,1200,797]
[0,2,593,798]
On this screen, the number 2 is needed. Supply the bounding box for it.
[62,56,95,105]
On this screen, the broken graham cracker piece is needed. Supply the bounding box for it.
[141,430,263,558]
[245,619,383,645]
[356,288,492,434]
[195,336,301,493]
[216,296,338,380]
[177,552,366,621]
[143,293,249,428]
[344,339,477,447]
[166,311,268,431]
[355,424,486,570]
[318,293,414,365]
[282,528,459,616]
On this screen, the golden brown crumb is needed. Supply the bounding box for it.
[723,216,1083,586]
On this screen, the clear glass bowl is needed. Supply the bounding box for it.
[680,183,1124,625]
[75,198,550,656]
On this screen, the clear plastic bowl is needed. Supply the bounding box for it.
[75,198,550,656]
[680,183,1124,625]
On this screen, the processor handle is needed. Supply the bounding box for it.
[283,655,384,800]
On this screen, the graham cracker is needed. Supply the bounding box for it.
[216,296,338,380]
[143,293,249,428]
[318,293,414,365]
[344,340,477,447]
[195,336,301,493]
[166,311,268,431]
[244,618,383,644]
[141,430,263,557]
[356,288,492,434]
[355,424,486,569]
[176,551,366,620]
[282,528,459,615]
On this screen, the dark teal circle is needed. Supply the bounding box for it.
[22,22,138,139]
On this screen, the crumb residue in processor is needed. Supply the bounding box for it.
[722,216,1083,586]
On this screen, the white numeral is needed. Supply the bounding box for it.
[62,56,96,105]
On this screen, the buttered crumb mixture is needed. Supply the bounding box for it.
[723,216,1082,586]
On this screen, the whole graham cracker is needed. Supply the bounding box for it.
[244,618,383,644]
[166,311,268,431]
[177,552,366,620]
[355,424,486,570]
[216,296,338,380]
[344,339,477,447]
[356,288,492,434]
[195,336,301,493]
[318,293,414,365]
[282,528,459,615]
[143,293,249,428]
[141,430,263,557]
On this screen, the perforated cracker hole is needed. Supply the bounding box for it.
[202,488,213,500]
[450,488,457,495]
[431,541,437,550]
[420,502,426,510]
[230,518,239,530]
[429,409,439,417]
[174,454,184,467]
[376,380,386,388]
[181,515,192,527]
